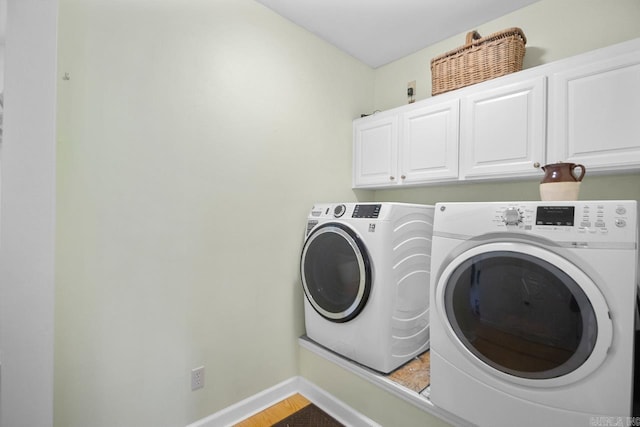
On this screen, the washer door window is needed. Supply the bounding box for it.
[436,242,612,386]
[301,223,371,323]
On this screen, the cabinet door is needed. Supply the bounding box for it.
[353,115,399,187]
[548,51,640,171]
[400,100,459,184]
[460,77,546,180]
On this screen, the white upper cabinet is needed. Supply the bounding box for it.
[400,99,460,184]
[352,37,640,189]
[353,114,399,187]
[548,49,640,171]
[460,77,546,180]
[353,99,459,188]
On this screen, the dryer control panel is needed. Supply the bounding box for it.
[435,200,637,245]
[535,206,575,226]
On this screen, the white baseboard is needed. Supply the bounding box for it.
[185,376,381,427]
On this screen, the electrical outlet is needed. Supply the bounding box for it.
[191,366,205,391]
[407,80,416,104]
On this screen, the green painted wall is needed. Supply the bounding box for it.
[54,0,372,425]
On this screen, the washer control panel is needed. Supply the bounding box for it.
[310,203,382,219]
[352,204,381,219]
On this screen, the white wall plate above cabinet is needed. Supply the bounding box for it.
[548,49,640,172]
[459,76,546,180]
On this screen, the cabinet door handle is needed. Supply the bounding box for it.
[533,162,541,168]
[401,175,406,180]
[389,176,395,180]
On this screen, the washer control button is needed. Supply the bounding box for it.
[615,218,627,228]
[333,204,347,218]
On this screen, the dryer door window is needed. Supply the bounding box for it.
[443,249,599,380]
[301,223,371,323]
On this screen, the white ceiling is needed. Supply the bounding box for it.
[254,0,540,68]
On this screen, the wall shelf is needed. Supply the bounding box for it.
[298,336,471,427]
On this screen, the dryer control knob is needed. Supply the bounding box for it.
[615,218,627,228]
[503,207,522,226]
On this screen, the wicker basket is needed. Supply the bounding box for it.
[430,27,527,96]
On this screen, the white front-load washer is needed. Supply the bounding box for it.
[301,202,435,373]
[429,201,638,426]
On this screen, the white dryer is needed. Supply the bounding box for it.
[301,202,435,373]
[429,201,638,426]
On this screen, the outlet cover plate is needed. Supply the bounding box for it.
[191,366,205,391]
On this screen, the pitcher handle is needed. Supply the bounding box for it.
[571,164,586,182]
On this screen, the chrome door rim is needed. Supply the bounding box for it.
[434,241,612,388]
[301,223,371,322]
